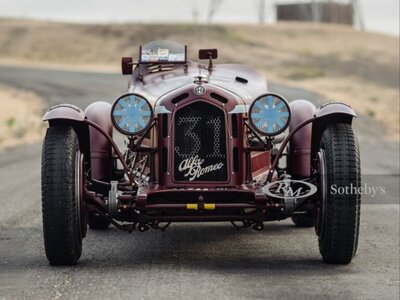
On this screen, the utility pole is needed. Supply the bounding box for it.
[258,0,266,24]
[192,0,199,23]
[351,0,365,31]
[311,0,321,22]
[207,0,223,23]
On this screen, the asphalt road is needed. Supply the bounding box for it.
[0,65,399,300]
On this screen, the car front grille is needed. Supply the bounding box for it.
[174,101,227,182]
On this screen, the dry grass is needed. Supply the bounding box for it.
[0,19,399,139]
[0,85,45,149]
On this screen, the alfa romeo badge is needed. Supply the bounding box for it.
[194,85,206,95]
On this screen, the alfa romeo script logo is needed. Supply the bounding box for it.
[178,155,224,181]
[194,85,206,95]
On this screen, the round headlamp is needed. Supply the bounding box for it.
[249,93,291,136]
[111,93,153,135]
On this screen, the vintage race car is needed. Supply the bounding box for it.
[41,40,361,265]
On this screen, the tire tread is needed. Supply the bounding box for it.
[41,126,82,265]
[319,123,361,264]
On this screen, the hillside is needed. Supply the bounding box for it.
[0,85,44,148]
[0,19,399,139]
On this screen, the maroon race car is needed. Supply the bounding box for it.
[41,40,361,266]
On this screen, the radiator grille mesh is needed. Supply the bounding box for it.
[174,101,227,181]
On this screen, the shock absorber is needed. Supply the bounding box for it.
[107,181,119,217]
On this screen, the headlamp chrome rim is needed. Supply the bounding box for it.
[249,93,291,136]
[111,93,154,136]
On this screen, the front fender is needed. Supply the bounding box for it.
[42,102,114,184]
[315,102,357,120]
[311,102,357,158]
[43,104,86,122]
[43,104,90,169]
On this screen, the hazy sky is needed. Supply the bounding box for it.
[1,0,398,35]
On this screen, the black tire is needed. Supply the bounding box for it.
[88,212,110,230]
[41,126,83,265]
[292,213,316,227]
[318,123,361,264]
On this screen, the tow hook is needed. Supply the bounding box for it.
[231,221,264,231]
[253,223,264,231]
[138,223,150,232]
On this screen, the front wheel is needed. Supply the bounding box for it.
[41,126,84,265]
[317,123,361,264]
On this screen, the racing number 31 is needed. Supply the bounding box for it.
[175,116,225,159]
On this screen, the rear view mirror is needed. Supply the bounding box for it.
[199,49,218,60]
[121,57,133,75]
